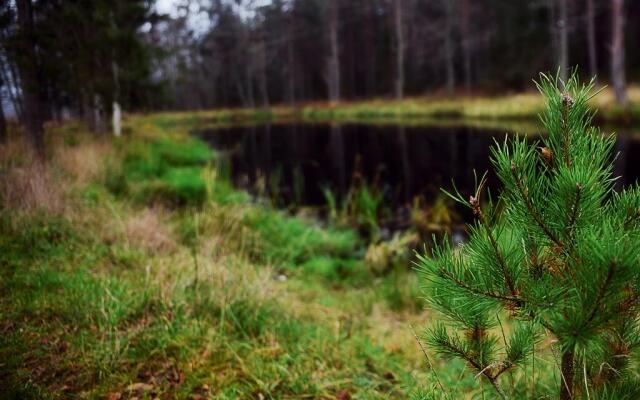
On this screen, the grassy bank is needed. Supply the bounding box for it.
[0,118,447,399]
[3,110,576,399]
[150,85,640,131]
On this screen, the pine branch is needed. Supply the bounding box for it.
[436,266,521,305]
[585,262,617,328]
[560,93,573,167]
[409,324,448,394]
[483,222,518,298]
[487,375,508,400]
[432,331,508,399]
[510,161,564,248]
[620,292,640,314]
[470,177,519,298]
[564,183,583,245]
[493,361,514,379]
[438,265,556,334]
[622,207,640,230]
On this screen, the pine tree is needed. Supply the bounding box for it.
[417,73,640,399]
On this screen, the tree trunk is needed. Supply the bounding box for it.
[0,74,6,142]
[0,58,24,122]
[393,0,405,99]
[586,0,597,80]
[444,0,455,95]
[82,91,97,131]
[611,0,627,105]
[16,0,45,157]
[258,30,269,108]
[286,12,296,105]
[112,61,122,136]
[0,99,6,143]
[460,0,472,93]
[548,0,558,73]
[246,65,255,108]
[364,0,376,97]
[560,348,574,400]
[558,0,569,83]
[93,94,105,134]
[327,0,341,103]
[112,101,122,137]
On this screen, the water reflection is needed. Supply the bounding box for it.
[195,123,640,211]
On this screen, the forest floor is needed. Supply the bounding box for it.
[0,112,563,399]
[159,85,640,130]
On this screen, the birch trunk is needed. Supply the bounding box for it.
[327,0,341,103]
[112,101,121,137]
[611,0,627,105]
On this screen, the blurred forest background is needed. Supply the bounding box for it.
[1,0,637,145]
[3,2,640,398]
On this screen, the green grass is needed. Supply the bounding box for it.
[325,182,389,241]
[0,206,428,399]
[140,85,640,134]
[106,137,213,206]
[242,206,359,268]
[0,119,443,399]
[0,112,572,399]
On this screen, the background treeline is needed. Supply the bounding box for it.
[154,0,635,109]
[1,0,161,151]
[0,0,636,148]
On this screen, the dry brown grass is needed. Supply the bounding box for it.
[0,124,114,216]
[200,204,260,259]
[146,235,278,310]
[55,139,111,185]
[0,138,66,214]
[123,207,176,253]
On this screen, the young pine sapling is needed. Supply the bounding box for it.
[417,74,640,399]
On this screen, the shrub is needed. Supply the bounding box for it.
[417,74,640,399]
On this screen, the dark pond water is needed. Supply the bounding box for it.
[195,123,640,215]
